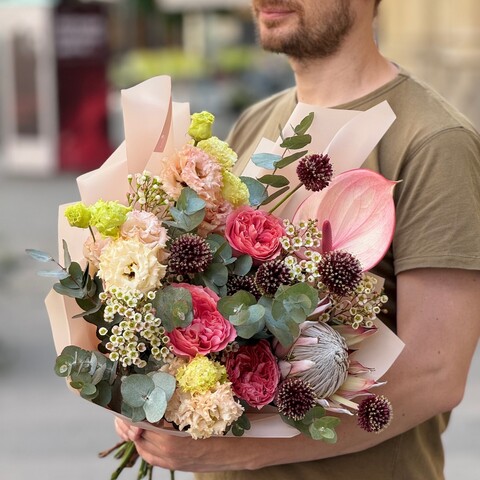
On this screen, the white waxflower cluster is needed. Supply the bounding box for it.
[98,287,170,368]
[127,170,170,215]
[281,219,324,283]
[328,275,388,329]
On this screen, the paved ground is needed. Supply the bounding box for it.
[0,174,478,480]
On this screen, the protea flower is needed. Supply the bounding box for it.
[278,321,349,400]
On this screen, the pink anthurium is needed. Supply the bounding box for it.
[293,169,397,272]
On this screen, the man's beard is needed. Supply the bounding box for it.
[254,0,355,60]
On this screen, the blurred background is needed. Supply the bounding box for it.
[0,0,478,479]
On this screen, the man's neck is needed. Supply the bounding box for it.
[289,27,398,107]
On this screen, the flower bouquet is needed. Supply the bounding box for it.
[28,76,404,479]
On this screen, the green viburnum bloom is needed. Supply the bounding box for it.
[64,202,91,229]
[188,111,215,143]
[89,200,131,238]
[197,136,237,169]
[222,170,250,207]
[176,355,227,394]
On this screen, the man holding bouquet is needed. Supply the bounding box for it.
[116,1,480,478]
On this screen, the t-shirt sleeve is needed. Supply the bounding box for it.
[393,127,480,273]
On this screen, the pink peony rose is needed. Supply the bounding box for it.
[166,283,236,358]
[226,339,280,408]
[225,206,285,262]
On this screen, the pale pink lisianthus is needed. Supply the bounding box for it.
[225,206,285,262]
[121,210,168,250]
[225,339,280,409]
[158,144,223,203]
[166,283,236,358]
[83,236,111,272]
[197,196,234,237]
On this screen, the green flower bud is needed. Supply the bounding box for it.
[64,202,91,229]
[188,111,215,142]
[89,200,131,238]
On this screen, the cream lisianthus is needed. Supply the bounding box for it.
[98,238,166,294]
[164,382,244,439]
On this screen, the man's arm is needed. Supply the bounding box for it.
[116,267,480,472]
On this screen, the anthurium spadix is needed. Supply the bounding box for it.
[293,169,396,272]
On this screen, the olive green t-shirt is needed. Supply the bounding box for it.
[196,69,480,480]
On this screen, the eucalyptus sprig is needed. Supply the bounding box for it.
[247,112,314,211]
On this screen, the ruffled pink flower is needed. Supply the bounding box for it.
[226,339,280,408]
[225,206,285,263]
[158,144,223,203]
[121,210,168,249]
[198,196,233,237]
[166,283,236,359]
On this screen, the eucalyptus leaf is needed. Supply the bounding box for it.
[217,290,257,318]
[62,239,72,269]
[25,249,54,263]
[150,372,176,400]
[37,270,69,279]
[261,186,290,206]
[177,187,206,214]
[257,174,290,188]
[233,255,253,276]
[92,381,112,407]
[239,176,268,207]
[203,263,229,287]
[144,388,168,423]
[294,112,314,135]
[68,262,84,284]
[251,152,282,170]
[53,283,86,299]
[274,150,309,169]
[152,286,193,332]
[166,207,205,232]
[80,383,98,398]
[121,403,146,423]
[280,134,312,150]
[121,374,155,408]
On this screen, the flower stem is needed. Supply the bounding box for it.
[269,182,303,214]
[170,469,176,480]
[111,441,136,480]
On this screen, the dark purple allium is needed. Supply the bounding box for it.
[318,250,362,296]
[168,233,213,275]
[227,274,261,299]
[276,377,317,421]
[296,153,333,191]
[357,395,393,433]
[255,258,291,296]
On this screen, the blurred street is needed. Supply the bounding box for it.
[0,173,479,480]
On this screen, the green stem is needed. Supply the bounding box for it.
[268,182,303,214]
[88,225,97,243]
[170,469,175,480]
[111,441,136,480]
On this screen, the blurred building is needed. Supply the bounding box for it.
[0,0,478,175]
